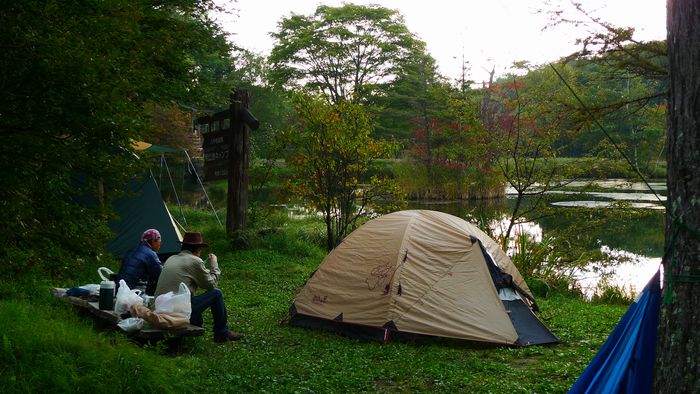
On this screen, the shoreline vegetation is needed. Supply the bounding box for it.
[335,157,666,203]
[1,208,631,393]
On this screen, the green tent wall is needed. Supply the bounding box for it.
[106,170,183,259]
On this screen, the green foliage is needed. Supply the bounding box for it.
[282,94,405,250]
[371,45,448,140]
[0,0,232,281]
[269,4,425,104]
[248,159,294,228]
[544,2,667,81]
[230,48,294,161]
[393,160,504,201]
[508,204,650,298]
[482,69,602,242]
[539,4,668,175]
[509,233,584,297]
[393,88,504,200]
[553,58,667,174]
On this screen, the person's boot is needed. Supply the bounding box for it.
[214,331,243,342]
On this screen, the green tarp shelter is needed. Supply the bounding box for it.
[106,170,183,259]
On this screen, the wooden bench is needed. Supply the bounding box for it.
[52,288,204,340]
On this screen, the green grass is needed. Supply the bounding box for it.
[0,298,197,393]
[0,210,628,393]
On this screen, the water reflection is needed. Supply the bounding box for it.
[562,179,666,191]
[545,191,666,202]
[551,201,665,210]
[574,248,661,297]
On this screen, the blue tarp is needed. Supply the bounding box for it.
[569,269,661,394]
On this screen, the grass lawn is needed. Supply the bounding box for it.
[0,211,627,393]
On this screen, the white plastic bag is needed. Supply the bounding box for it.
[154,282,192,318]
[117,317,144,333]
[115,279,143,315]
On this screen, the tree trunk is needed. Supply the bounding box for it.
[654,1,700,392]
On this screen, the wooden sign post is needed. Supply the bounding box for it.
[198,90,259,240]
[228,90,249,238]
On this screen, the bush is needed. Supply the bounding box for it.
[591,278,635,304]
[393,160,504,201]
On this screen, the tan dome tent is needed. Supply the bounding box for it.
[290,210,558,346]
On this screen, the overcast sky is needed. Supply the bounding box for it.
[214,0,666,84]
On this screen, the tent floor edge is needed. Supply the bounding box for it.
[289,313,388,342]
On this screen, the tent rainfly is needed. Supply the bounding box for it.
[289,210,559,346]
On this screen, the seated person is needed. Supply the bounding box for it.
[118,229,163,295]
[155,231,243,343]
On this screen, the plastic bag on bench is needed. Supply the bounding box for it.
[154,282,191,318]
[117,317,144,333]
[115,280,143,315]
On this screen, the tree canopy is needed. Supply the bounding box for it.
[0,0,233,277]
[269,4,425,104]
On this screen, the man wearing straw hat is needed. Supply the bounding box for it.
[155,231,243,342]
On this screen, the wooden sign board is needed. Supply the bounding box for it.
[203,162,229,181]
[199,112,233,182]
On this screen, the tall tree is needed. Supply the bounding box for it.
[269,4,422,104]
[0,0,232,278]
[372,42,447,140]
[654,0,700,390]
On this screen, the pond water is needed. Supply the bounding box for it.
[409,179,666,297]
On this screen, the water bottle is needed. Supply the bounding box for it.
[99,280,115,310]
